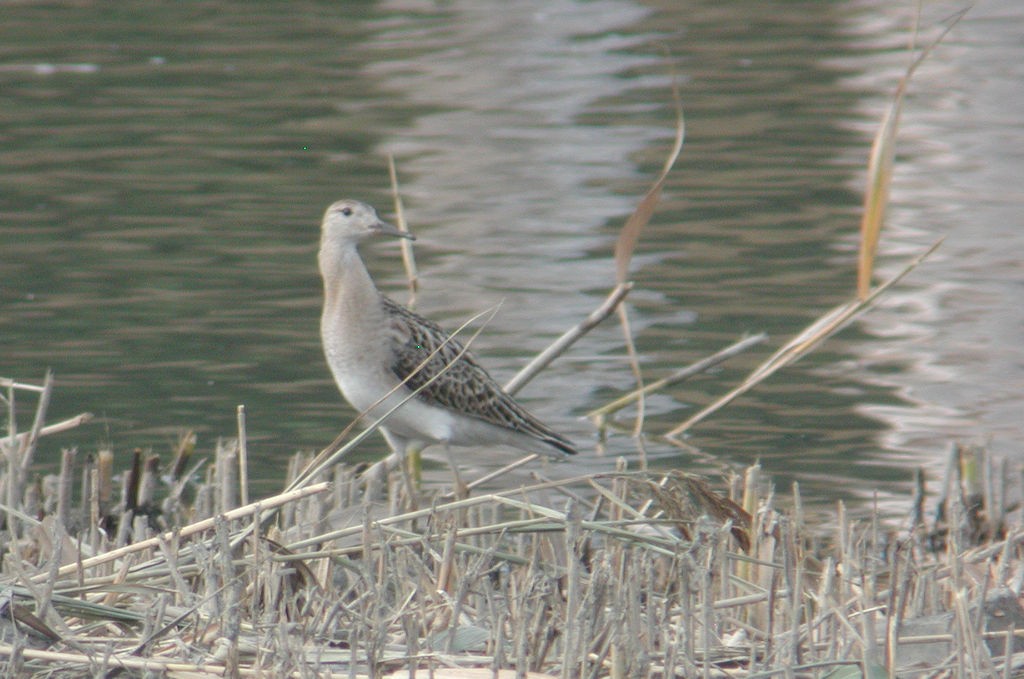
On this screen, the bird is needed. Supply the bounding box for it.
[317,199,577,467]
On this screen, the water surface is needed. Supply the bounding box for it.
[2,0,1020,516]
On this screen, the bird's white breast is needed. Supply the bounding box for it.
[321,303,455,444]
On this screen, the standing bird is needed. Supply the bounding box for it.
[317,199,577,466]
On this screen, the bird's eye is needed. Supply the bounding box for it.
[340,207,353,217]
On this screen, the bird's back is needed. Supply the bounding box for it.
[381,296,576,456]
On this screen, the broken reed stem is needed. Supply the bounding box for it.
[588,333,768,422]
[237,405,249,506]
[0,644,358,678]
[504,281,633,396]
[7,412,94,449]
[0,377,49,392]
[18,369,54,475]
[28,482,330,584]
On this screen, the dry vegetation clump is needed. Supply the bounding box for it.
[2,379,1023,678]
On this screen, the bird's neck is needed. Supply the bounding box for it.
[318,238,381,315]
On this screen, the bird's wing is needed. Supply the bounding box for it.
[380,296,575,454]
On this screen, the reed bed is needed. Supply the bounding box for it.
[2,379,1022,678]
[2,9,999,678]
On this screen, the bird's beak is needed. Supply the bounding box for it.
[374,220,416,241]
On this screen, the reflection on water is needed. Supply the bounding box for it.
[1,0,1020,516]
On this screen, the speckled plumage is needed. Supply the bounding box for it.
[379,296,576,456]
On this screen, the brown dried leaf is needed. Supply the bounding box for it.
[614,75,685,283]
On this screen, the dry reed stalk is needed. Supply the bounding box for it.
[605,77,685,441]
[236,405,250,507]
[586,332,767,426]
[505,281,633,397]
[386,154,419,307]
[615,304,647,440]
[18,371,53,481]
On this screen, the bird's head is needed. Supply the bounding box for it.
[320,199,414,245]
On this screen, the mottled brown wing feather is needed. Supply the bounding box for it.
[381,296,575,455]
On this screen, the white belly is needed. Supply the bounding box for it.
[325,340,455,444]
[320,278,461,447]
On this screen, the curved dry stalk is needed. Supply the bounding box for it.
[605,74,685,446]
[613,72,685,284]
[481,83,687,488]
[665,240,942,438]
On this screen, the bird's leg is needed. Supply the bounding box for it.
[442,441,468,500]
[382,429,420,510]
[400,441,428,511]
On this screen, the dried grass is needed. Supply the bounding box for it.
[2,379,1022,678]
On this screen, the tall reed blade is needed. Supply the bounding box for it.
[857,10,966,299]
[387,153,419,306]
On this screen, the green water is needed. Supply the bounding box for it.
[3,0,1021,515]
